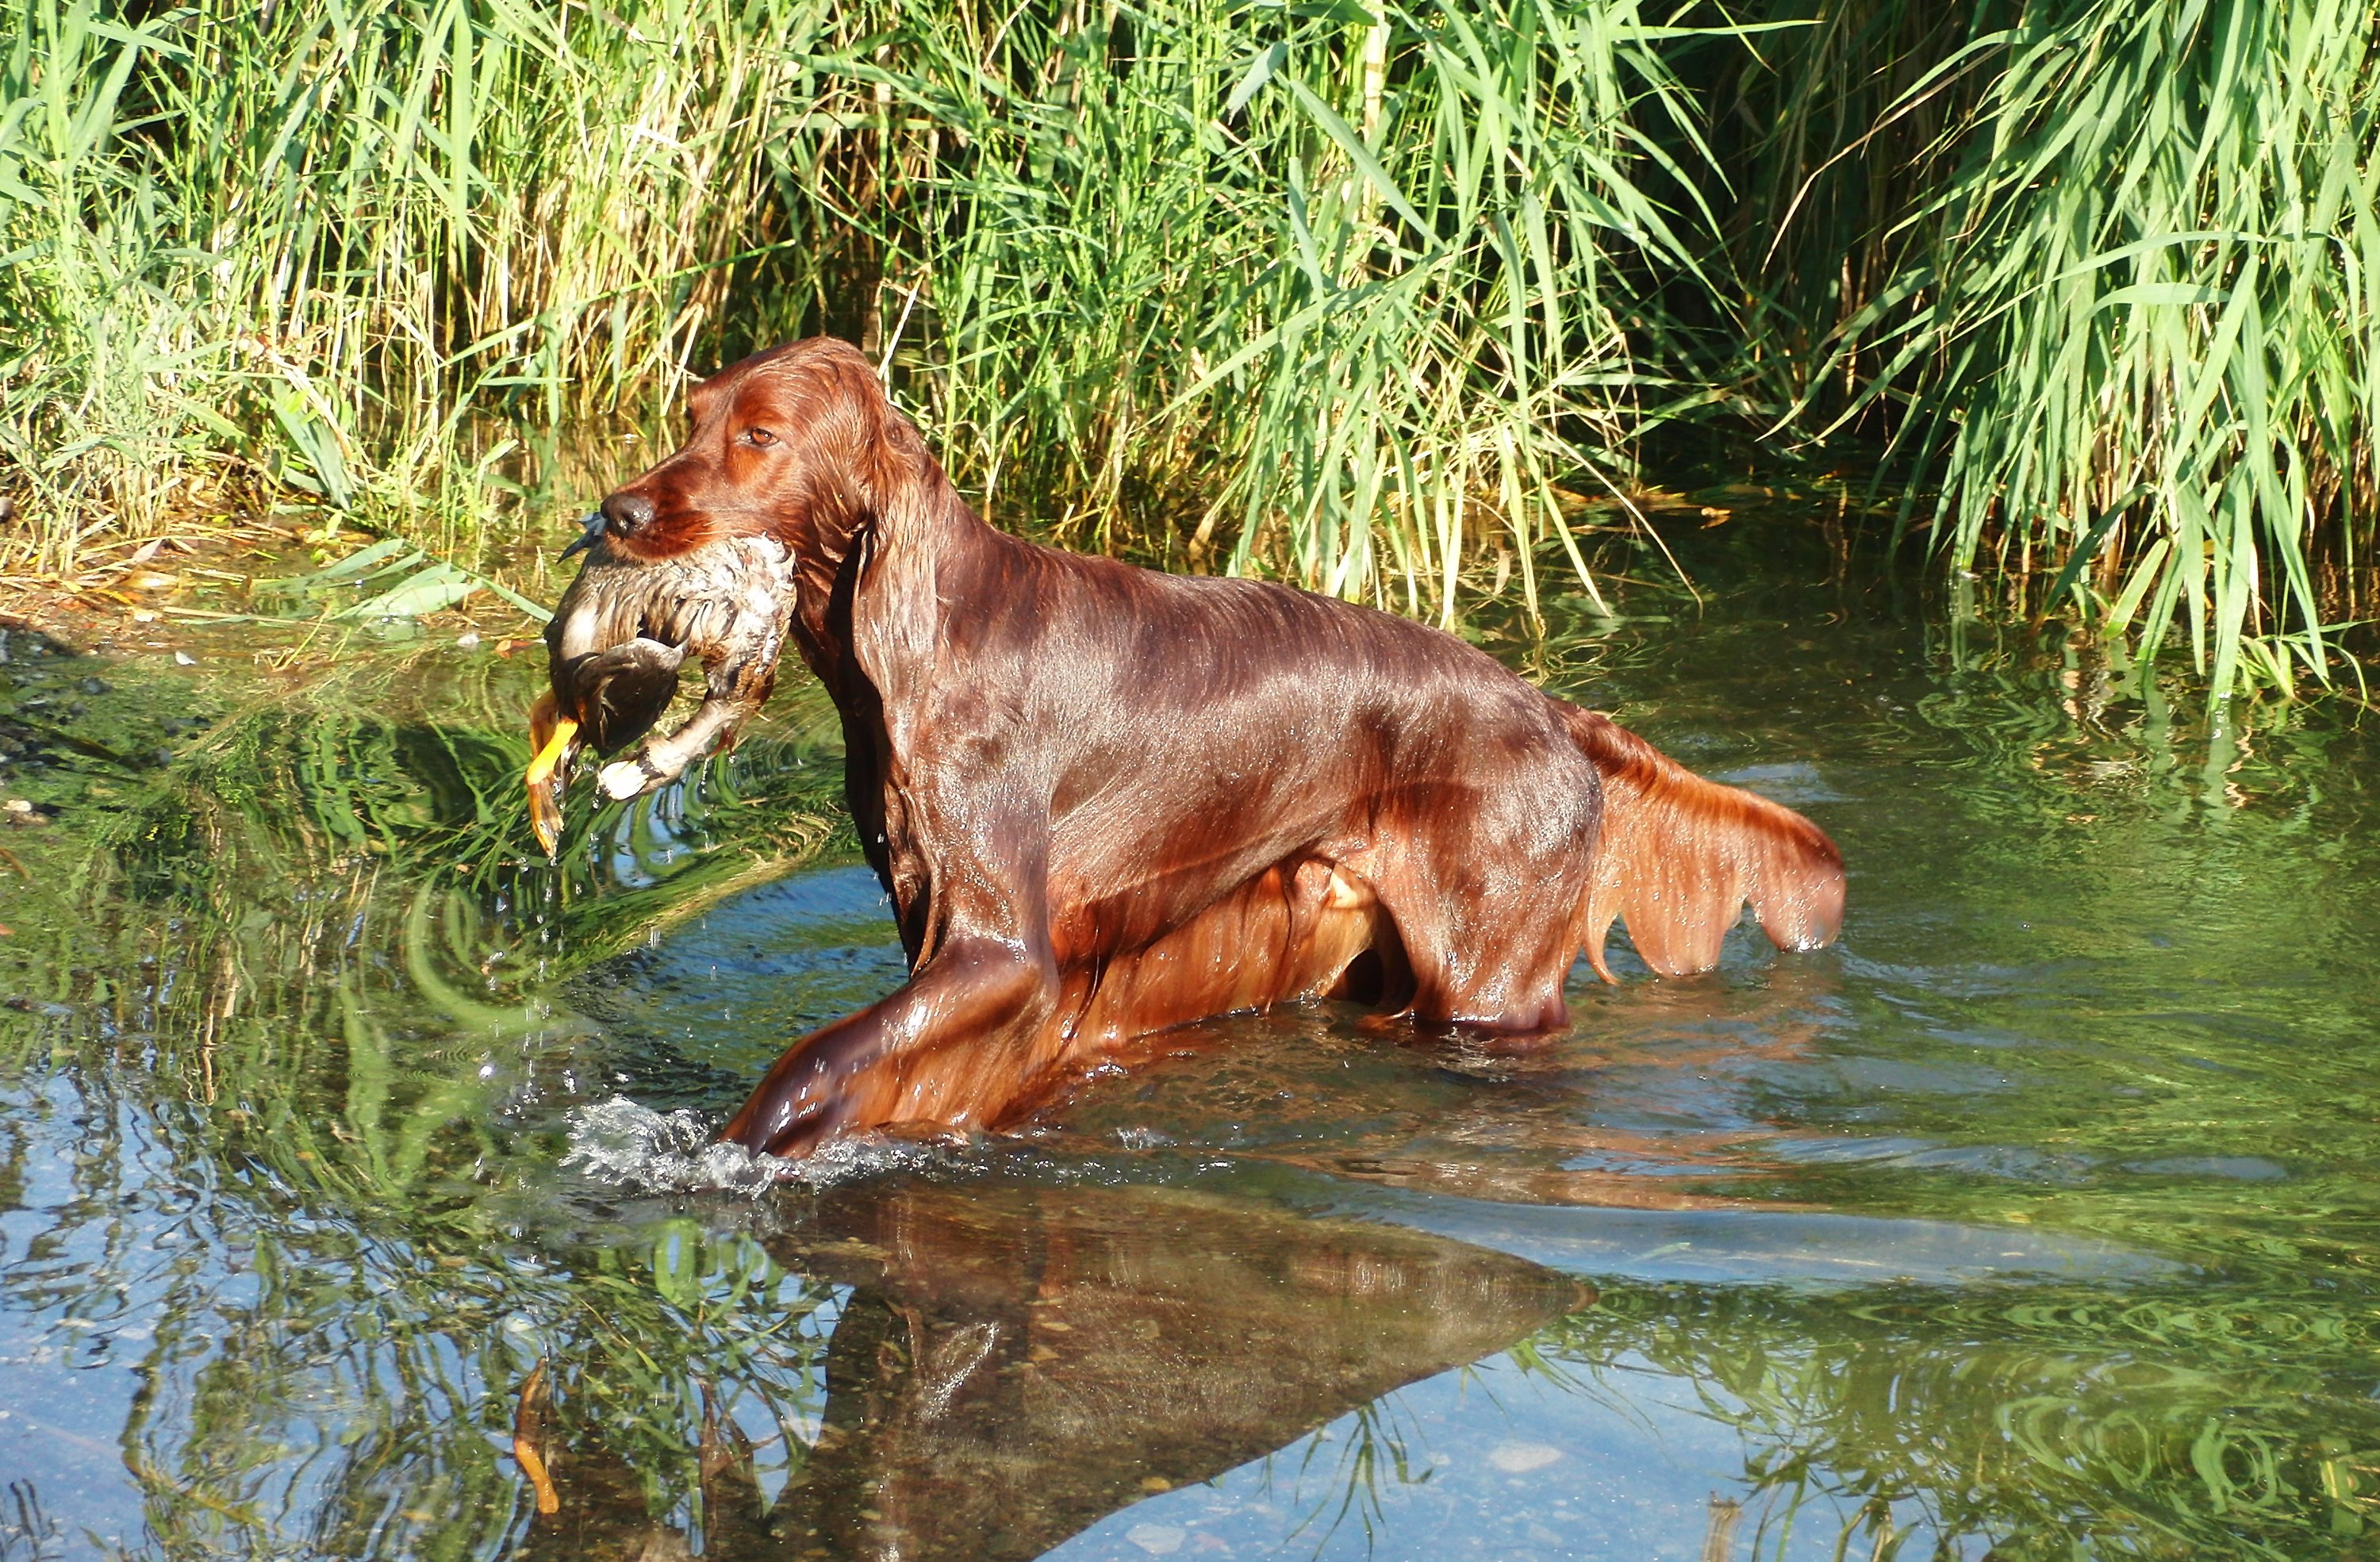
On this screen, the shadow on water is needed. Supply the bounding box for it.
[4,501,2380,1559]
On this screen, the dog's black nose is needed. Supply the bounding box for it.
[601,492,656,535]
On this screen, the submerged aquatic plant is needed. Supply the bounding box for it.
[1533,1274,2380,1561]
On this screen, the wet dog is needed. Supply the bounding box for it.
[531,338,1845,1157]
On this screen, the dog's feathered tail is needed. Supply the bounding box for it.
[1553,700,1845,980]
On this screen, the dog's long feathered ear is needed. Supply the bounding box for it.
[854,371,942,529]
[1554,702,1845,980]
[839,352,953,694]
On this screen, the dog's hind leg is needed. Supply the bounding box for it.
[1342,777,1597,1038]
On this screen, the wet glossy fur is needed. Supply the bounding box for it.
[569,338,1845,1156]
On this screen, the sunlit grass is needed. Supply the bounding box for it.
[2,0,2374,694]
[1767,0,2379,698]
[0,0,1730,619]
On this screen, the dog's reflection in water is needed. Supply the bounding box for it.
[518,1182,1587,1560]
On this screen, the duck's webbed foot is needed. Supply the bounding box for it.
[596,670,774,800]
[597,702,735,798]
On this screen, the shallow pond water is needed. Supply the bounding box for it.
[3,516,2379,1560]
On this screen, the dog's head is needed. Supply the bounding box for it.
[526,337,916,852]
[591,336,918,567]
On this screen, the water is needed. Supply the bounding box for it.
[4,512,2379,1560]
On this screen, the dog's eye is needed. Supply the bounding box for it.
[743,427,779,448]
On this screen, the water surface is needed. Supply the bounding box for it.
[3,513,2378,1560]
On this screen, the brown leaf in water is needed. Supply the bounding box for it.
[512,1358,560,1516]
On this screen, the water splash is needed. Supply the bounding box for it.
[561,1096,929,1195]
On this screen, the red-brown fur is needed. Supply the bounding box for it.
[575,338,1845,1157]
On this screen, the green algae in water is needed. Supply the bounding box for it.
[3,530,2380,1560]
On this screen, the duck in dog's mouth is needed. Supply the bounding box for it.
[525,528,796,854]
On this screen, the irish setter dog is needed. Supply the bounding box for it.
[528,337,1844,1158]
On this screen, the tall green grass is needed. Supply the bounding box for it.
[850,0,1734,617]
[1,0,838,570]
[1758,0,2380,697]
[3,0,2376,693]
[1,0,1726,621]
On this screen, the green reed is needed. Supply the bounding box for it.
[0,0,1734,613]
[851,0,1737,619]
[1752,0,2379,699]
[3,0,2375,694]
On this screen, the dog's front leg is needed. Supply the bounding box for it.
[718,935,1064,1157]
